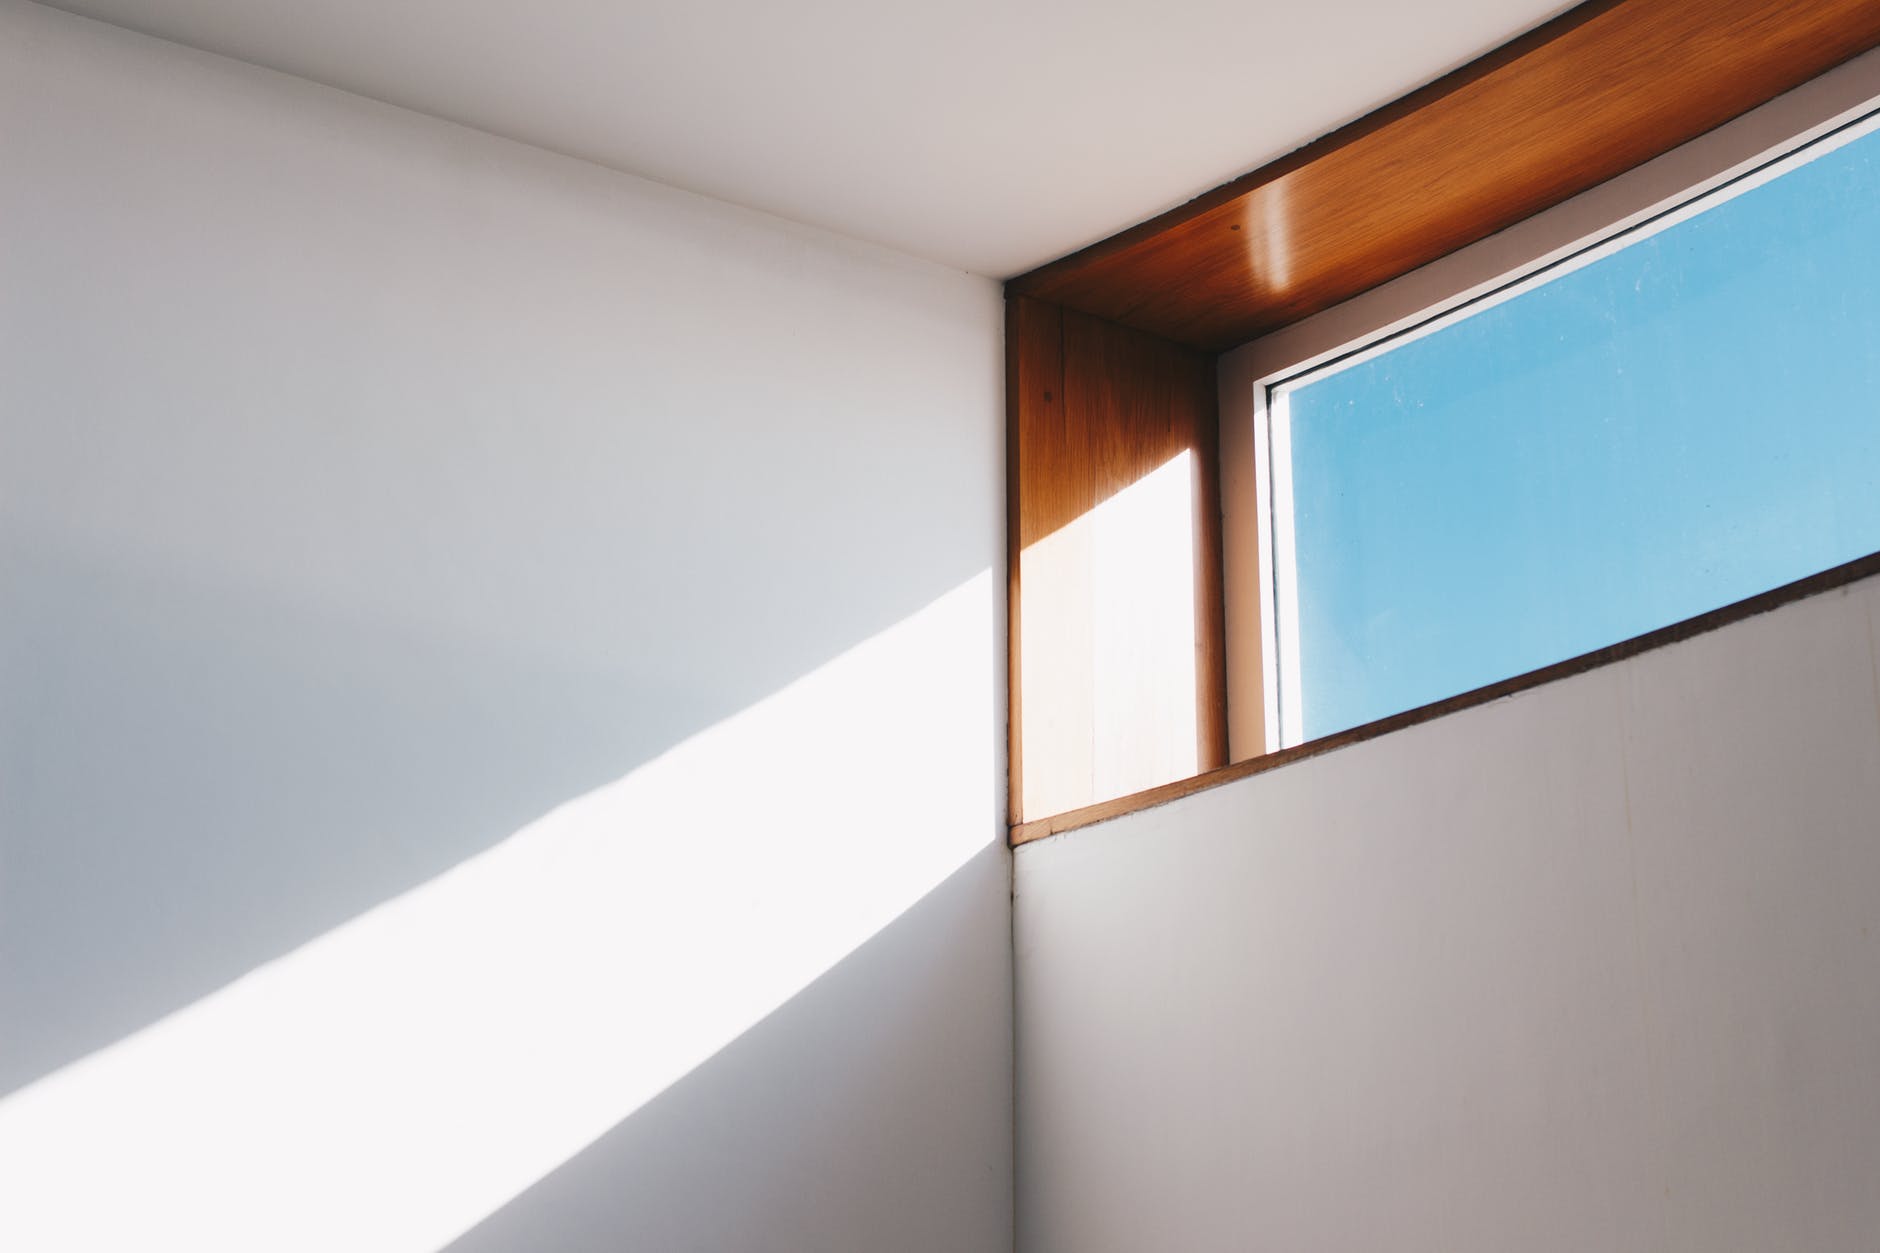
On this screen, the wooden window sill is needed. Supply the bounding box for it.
[1010,549,1880,847]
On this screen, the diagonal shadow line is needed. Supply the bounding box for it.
[440,845,1013,1253]
[0,522,991,1098]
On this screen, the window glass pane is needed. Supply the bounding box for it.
[1274,118,1880,744]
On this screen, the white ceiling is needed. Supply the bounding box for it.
[41,0,1574,277]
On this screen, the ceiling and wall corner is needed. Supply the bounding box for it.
[30,0,1575,277]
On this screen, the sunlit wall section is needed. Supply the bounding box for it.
[1020,456,1203,818]
[0,575,995,1253]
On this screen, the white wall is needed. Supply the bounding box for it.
[0,4,1010,1251]
[1015,572,1880,1252]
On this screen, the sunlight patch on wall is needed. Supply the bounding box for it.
[1020,450,1199,816]
[0,571,996,1253]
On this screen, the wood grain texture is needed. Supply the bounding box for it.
[1010,297,1226,822]
[1190,357,1227,774]
[1006,295,1063,824]
[1051,311,1209,543]
[1010,548,1880,846]
[1008,0,1880,350]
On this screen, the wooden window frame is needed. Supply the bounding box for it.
[1007,0,1880,846]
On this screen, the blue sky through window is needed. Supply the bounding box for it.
[1278,117,1880,743]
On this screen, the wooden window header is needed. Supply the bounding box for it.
[1006,0,1880,352]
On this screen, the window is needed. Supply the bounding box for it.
[1010,2,1880,840]
[1254,105,1880,748]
